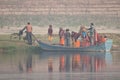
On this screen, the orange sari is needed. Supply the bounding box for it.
[60,37,65,45]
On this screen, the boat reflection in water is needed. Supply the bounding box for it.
[48,57,53,72]
[39,51,112,73]
[0,51,118,80]
[18,51,112,73]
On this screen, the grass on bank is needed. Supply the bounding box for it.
[0,34,60,54]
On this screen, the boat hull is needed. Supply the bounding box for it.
[38,39,112,52]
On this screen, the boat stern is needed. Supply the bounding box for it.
[104,39,113,52]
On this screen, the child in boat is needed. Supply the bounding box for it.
[48,25,53,42]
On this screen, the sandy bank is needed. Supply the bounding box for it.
[0,26,120,35]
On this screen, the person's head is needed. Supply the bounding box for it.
[72,31,74,34]
[80,25,83,28]
[27,22,30,25]
[104,35,107,38]
[90,23,94,26]
[66,29,69,32]
[90,23,94,28]
[49,25,52,28]
[59,27,62,30]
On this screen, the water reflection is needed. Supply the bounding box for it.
[0,51,113,73]
[18,54,33,73]
[1,51,120,80]
[105,52,112,65]
[39,51,112,73]
[18,61,23,73]
[48,57,53,72]
[59,55,65,72]
[26,54,32,73]
[72,54,81,72]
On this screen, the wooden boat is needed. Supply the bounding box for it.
[38,39,112,52]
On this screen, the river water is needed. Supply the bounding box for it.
[0,50,120,80]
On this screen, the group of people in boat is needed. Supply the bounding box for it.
[48,23,107,47]
[19,22,107,46]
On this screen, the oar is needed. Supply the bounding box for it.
[32,33,40,43]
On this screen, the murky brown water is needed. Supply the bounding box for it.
[0,51,120,80]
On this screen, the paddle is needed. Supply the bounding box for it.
[32,33,40,43]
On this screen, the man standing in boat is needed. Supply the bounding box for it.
[59,27,65,45]
[65,29,71,47]
[88,23,95,45]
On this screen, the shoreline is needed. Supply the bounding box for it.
[0,26,120,35]
[0,26,120,50]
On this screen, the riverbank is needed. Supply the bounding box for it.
[0,32,120,53]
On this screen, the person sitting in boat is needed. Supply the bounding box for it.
[71,31,77,46]
[104,35,107,41]
[81,26,87,40]
[78,25,90,47]
[59,27,65,46]
[65,29,71,47]
[48,25,53,42]
[71,31,81,47]
[99,35,107,43]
